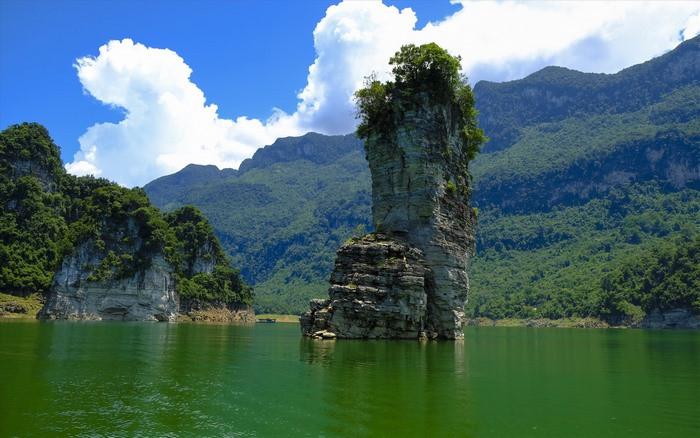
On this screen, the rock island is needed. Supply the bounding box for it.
[301,43,485,339]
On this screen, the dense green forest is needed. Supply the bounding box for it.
[144,36,700,323]
[469,183,699,321]
[0,123,252,306]
[474,35,700,152]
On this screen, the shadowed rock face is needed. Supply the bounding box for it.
[302,93,477,339]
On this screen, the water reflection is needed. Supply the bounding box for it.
[299,337,336,365]
[299,337,474,436]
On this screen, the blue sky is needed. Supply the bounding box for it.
[0,0,457,165]
[1,0,699,186]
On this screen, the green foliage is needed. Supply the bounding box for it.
[0,123,251,308]
[178,265,253,306]
[0,122,62,180]
[166,206,226,275]
[355,77,392,141]
[166,205,253,306]
[468,184,700,321]
[390,42,462,93]
[0,125,70,296]
[599,235,700,323]
[355,43,485,161]
[473,36,700,152]
[471,85,700,200]
[0,292,44,318]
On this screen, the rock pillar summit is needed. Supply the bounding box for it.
[301,43,485,339]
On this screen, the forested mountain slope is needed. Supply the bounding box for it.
[145,36,700,323]
[145,134,370,312]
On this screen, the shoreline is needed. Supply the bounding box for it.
[254,314,299,323]
[467,314,700,329]
[466,317,610,329]
[0,293,43,320]
[2,294,694,330]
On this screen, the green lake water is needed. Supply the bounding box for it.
[0,321,698,437]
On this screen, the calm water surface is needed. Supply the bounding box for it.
[0,321,698,437]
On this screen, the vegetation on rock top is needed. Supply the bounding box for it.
[355,42,485,162]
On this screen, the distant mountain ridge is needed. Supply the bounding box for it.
[239,132,363,172]
[146,133,362,209]
[474,35,700,152]
[145,36,700,323]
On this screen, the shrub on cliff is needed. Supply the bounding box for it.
[166,206,253,305]
[355,43,485,161]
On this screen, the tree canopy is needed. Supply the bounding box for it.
[355,43,485,160]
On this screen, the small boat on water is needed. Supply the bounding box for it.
[256,318,277,323]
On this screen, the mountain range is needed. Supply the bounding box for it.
[145,36,700,323]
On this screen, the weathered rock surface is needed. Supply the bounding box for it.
[639,308,700,329]
[303,92,477,339]
[39,233,240,322]
[300,234,428,338]
[40,242,179,321]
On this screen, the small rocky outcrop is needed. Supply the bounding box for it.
[181,300,256,324]
[301,234,428,338]
[302,43,484,339]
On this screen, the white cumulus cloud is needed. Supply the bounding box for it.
[67,1,700,186]
[67,39,302,186]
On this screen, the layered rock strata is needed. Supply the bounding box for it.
[301,234,427,338]
[302,94,477,339]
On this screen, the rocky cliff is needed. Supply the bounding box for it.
[39,204,255,322]
[0,123,253,322]
[39,211,223,322]
[301,43,483,339]
[302,234,428,338]
[40,242,180,321]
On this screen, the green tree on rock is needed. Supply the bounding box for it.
[355,43,486,161]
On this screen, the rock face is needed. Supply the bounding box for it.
[40,234,228,322]
[302,92,477,339]
[301,234,428,338]
[639,309,700,329]
[40,242,180,321]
